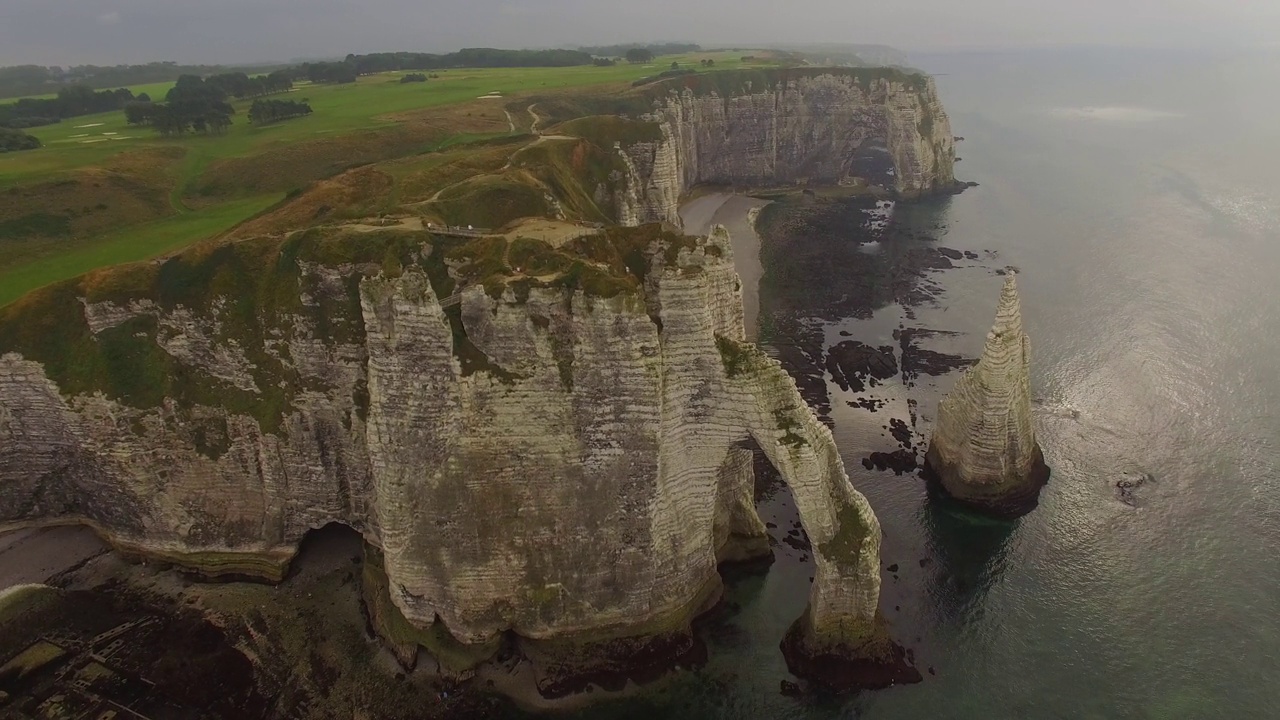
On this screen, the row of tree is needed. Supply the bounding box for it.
[0,86,138,128]
[0,61,260,100]
[247,98,312,124]
[290,48,596,86]
[298,62,358,85]
[123,77,316,134]
[578,43,701,57]
[123,75,234,135]
[204,71,294,99]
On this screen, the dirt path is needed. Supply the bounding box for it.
[503,109,516,133]
[527,104,543,135]
[416,105,578,206]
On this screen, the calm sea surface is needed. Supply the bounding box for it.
[557,47,1280,719]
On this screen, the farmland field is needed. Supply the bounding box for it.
[0,51,761,305]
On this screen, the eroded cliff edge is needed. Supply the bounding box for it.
[613,68,959,226]
[0,223,910,690]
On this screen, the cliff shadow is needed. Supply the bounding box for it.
[918,487,1018,619]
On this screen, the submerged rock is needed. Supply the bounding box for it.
[923,275,1050,518]
[826,341,897,393]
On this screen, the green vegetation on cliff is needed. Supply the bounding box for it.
[0,222,705,431]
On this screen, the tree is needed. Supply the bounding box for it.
[625,48,654,64]
[147,76,235,136]
[670,61,679,70]
[0,127,41,152]
[248,98,312,125]
[123,100,156,125]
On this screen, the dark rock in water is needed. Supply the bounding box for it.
[889,418,913,449]
[780,680,803,697]
[896,327,974,386]
[866,450,919,475]
[886,564,899,573]
[938,247,964,261]
[781,620,923,692]
[1115,472,1154,507]
[827,341,898,393]
[964,251,980,260]
[919,558,933,568]
[849,397,887,412]
[782,533,812,552]
[862,458,875,470]
[839,330,852,337]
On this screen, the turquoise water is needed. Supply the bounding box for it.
[555,47,1280,719]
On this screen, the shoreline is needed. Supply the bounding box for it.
[680,191,770,341]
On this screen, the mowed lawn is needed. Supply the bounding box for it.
[0,52,755,306]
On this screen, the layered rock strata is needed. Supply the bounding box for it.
[618,69,958,226]
[0,225,906,690]
[924,275,1050,517]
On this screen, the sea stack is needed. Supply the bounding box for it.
[924,274,1050,517]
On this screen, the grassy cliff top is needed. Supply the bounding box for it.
[0,221,709,430]
[635,65,931,98]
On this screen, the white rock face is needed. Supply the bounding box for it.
[925,275,1050,517]
[619,71,958,226]
[0,228,888,664]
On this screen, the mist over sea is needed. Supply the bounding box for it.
[553,46,1280,719]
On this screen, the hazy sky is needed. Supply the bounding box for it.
[2,0,1276,66]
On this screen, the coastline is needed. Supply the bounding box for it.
[680,192,770,341]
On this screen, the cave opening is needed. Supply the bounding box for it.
[285,521,365,582]
[845,137,897,190]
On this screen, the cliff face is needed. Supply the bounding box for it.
[0,225,893,683]
[618,70,958,226]
[924,275,1050,517]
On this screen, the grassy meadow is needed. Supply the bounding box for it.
[0,50,761,305]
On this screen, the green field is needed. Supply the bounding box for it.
[5,53,758,183]
[0,194,281,307]
[0,51,767,306]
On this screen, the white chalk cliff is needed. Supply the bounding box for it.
[0,225,908,688]
[616,69,958,226]
[925,275,1050,517]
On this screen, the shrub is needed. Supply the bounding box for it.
[0,127,41,152]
